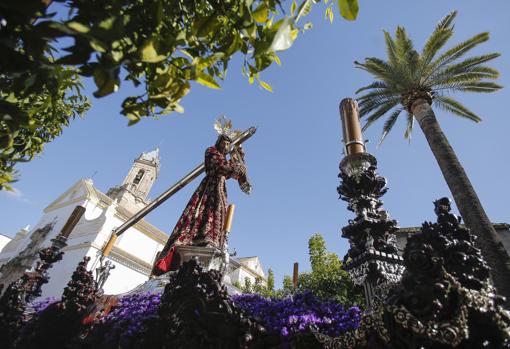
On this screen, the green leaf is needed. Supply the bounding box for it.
[0,135,13,149]
[93,78,118,98]
[67,21,90,33]
[325,7,334,23]
[173,103,184,113]
[295,0,313,22]
[252,4,269,23]
[140,40,167,63]
[111,49,124,62]
[98,17,116,30]
[180,49,194,60]
[273,53,281,66]
[127,117,141,126]
[93,68,107,89]
[259,80,273,92]
[89,39,107,53]
[93,68,119,98]
[197,16,219,37]
[244,23,257,40]
[291,0,297,16]
[226,35,242,55]
[196,72,221,89]
[194,52,224,69]
[338,0,359,21]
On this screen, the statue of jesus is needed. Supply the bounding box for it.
[152,121,250,276]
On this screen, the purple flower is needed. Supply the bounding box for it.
[231,291,361,339]
[30,297,58,314]
[91,292,162,347]
[280,326,289,336]
[85,290,361,347]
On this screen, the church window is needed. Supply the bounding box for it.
[133,169,145,184]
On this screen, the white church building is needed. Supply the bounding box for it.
[0,149,266,298]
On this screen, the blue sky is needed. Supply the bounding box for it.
[1,1,510,287]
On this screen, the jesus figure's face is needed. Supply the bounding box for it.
[218,139,231,154]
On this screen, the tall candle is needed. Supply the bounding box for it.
[340,98,365,155]
[59,206,86,238]
[293,262,299,288]
[102,234,118,258]
[224,204,236,232]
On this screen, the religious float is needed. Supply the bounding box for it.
[0,101,509,348]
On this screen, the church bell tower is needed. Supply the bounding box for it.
[106,149,160,212]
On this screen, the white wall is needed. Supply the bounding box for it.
[40,246,91,299]
[0,228,31,263]
[0,235,12,253]
[94,209,163,266]
[241,259,265,278]
[230,267,267,287]
[0,198,89,264]
[115,225,162,263]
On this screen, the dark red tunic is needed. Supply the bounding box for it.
[153,146,244,275]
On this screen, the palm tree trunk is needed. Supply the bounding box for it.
[412,98,510,304]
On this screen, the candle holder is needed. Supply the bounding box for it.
[337,98,404,309]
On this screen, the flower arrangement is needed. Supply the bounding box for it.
[232,291,361,338]
[80,290,360,348]
[90,292,161,348]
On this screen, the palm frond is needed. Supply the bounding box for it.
[355,81,388,94]
[434,95,481,122]
[407,51,421,83]
[377,107,402,147]
[446,65,499,79]
[355,58,399,84]
[358,93,400,117]
[395,27,415,63]
[358,98,399,118]
[464,66,500,76]
[433,72,500,89]
[384,31,398,66]
[432,53,500,80]
[357,88,399,103]
[395,27,420,84]
[421,13,454,71]
[455,81,503,93]
[436,10,458,31]
[427,32,490,77]
[404,111,414,141]
[361,100,399,131]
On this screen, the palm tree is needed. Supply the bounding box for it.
[355,10,510,301]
